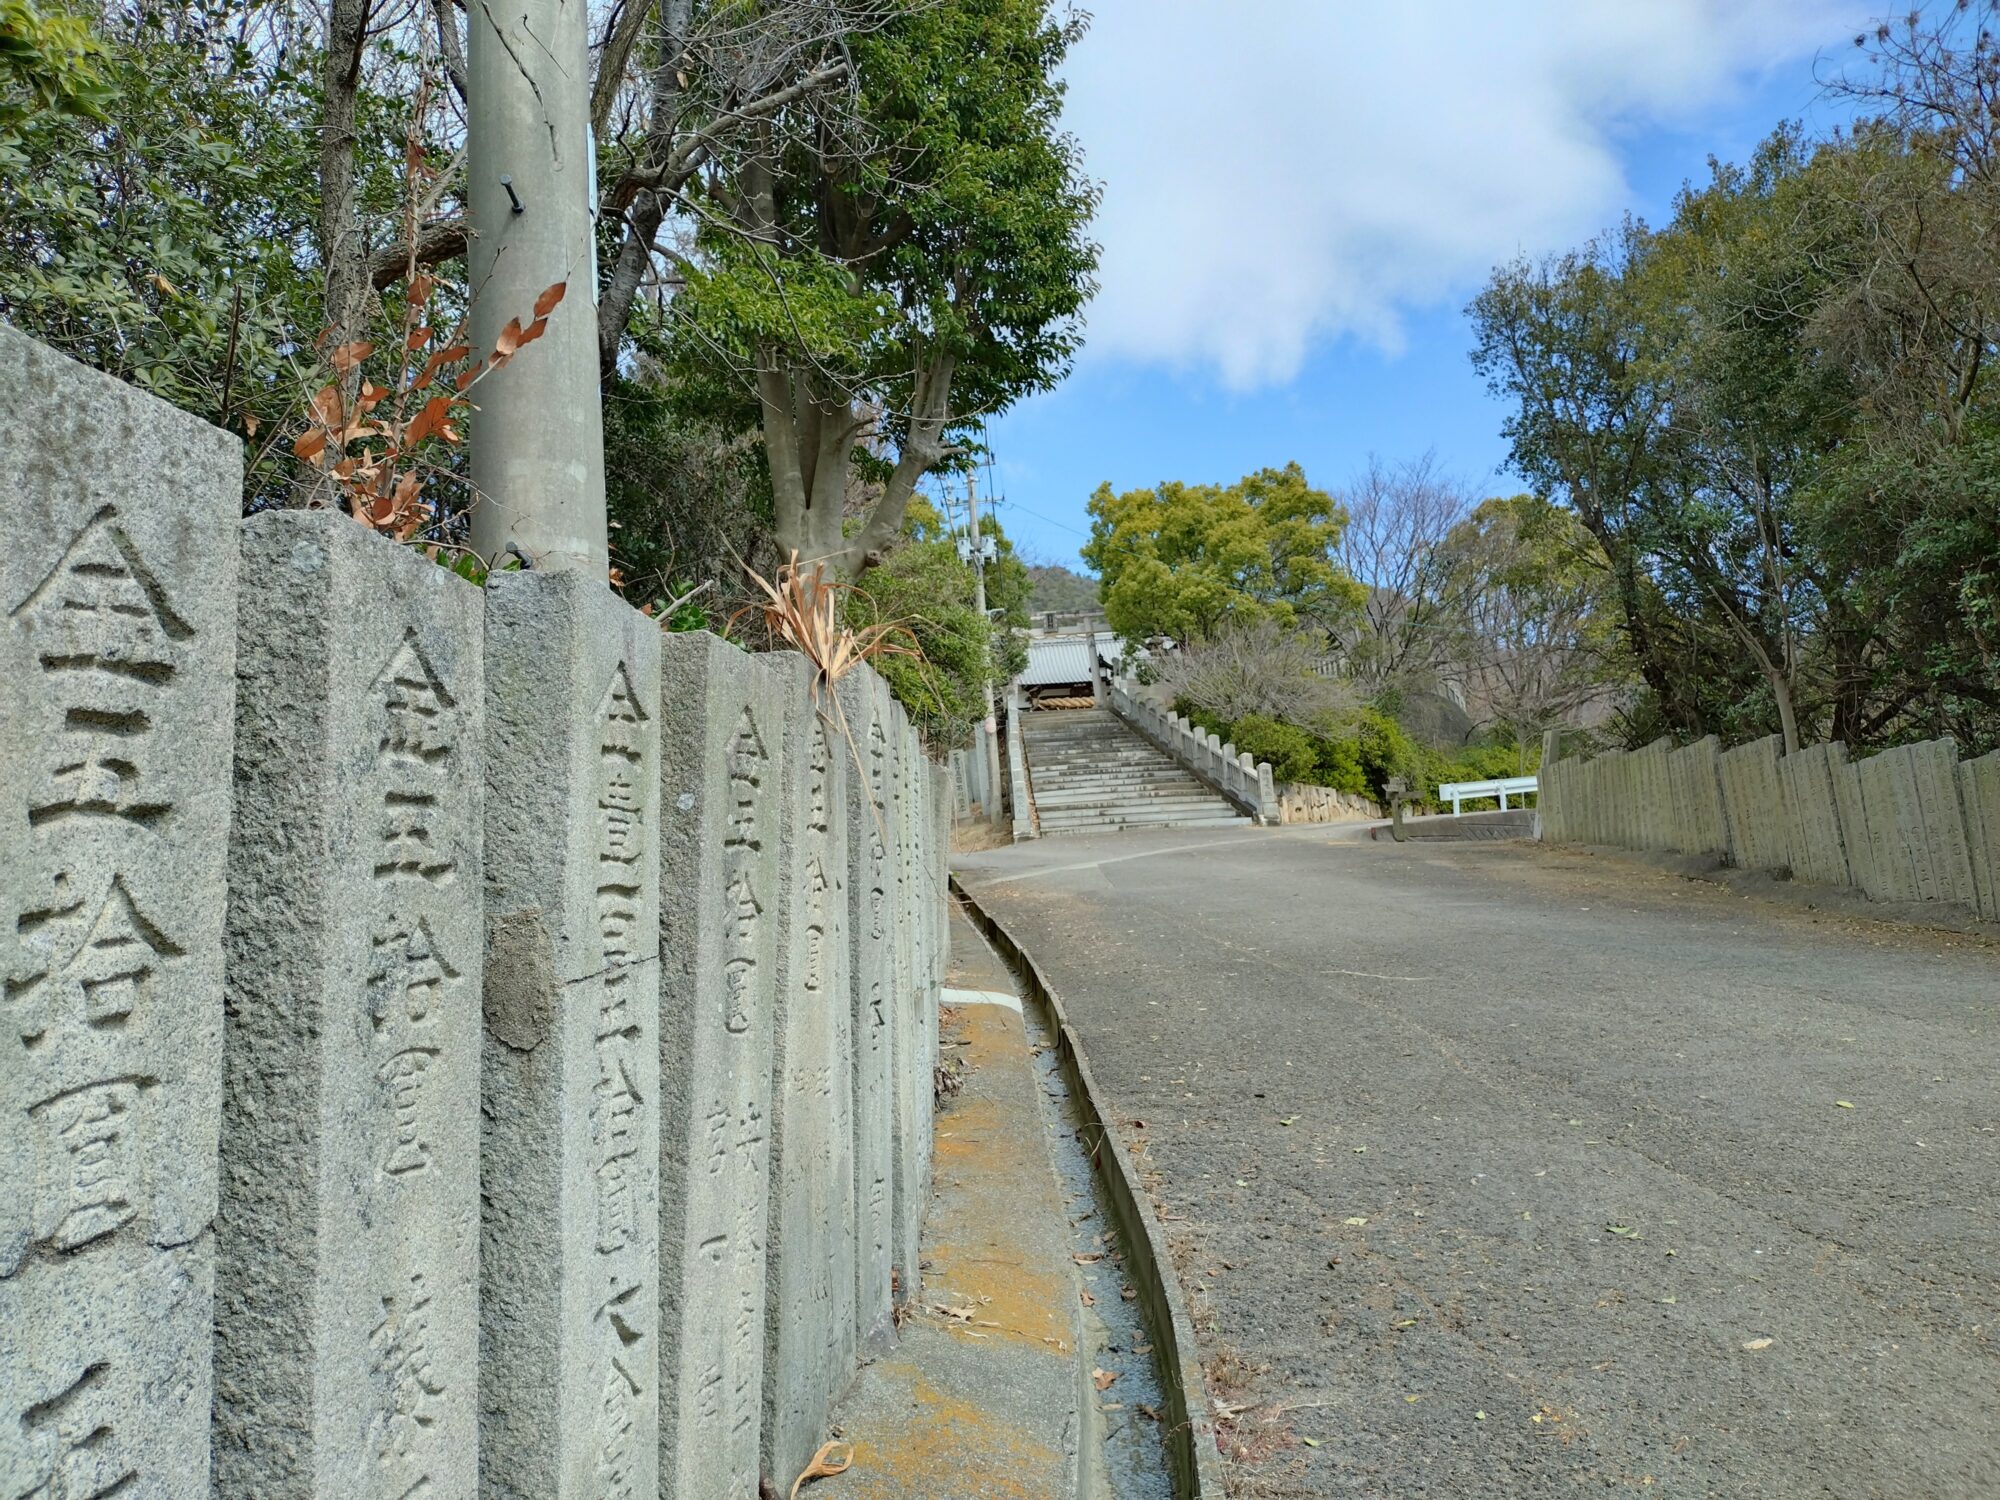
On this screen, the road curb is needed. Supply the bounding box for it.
[950,873,1228,1500]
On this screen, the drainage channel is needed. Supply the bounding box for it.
[1022,987,1178,1500]
[952,894,1178,1500]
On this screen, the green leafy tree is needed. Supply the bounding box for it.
[0,0,111,132]
[1082,463,1364,645]
[842,497,1030,746]
[0,2,325,469]
[667,0,1099,578]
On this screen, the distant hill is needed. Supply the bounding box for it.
[1025,564,1099,616]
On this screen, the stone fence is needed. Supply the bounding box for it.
[1,328,948,1497]
[1273,782,1384,824]
[1106,677,1278,822]
[947,721,999,825]
[1540,727,2000,920]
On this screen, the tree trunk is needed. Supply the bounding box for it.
[319,0,373,360]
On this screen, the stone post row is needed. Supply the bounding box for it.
[3,332,950,1500]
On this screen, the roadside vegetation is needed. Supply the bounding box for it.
[1472,10,2000,756]
[0,0,1093,748]
[1084,461,1619,805]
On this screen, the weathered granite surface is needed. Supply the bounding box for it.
[840,671,897,1346]
[0,327,241,1500]
[216,511,482,1499]
[657,631,783,1499]
[480,570,662,1500]
[760,655,859,1486]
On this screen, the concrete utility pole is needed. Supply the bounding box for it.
[467,0,609,577]
[967,473,1007,825]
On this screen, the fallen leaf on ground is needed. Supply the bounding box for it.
[1835,1100,1854,1109]
[1093,1368,1119,1391]
[1344,1216,1368,1227]
[1279,1116,1298,1126]
[1073,1252,1104,1264]
[1742,1337,1774,1351]
[1302,1437,1320,1447]
[789,1440,852,1499]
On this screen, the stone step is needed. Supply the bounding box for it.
[1031,787,1222,808]
[1038,813,1251,835]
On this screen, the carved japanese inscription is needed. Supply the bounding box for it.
[4,343,239,1500]
[7,512,190,1269]
[361,633,466,1498]
[591,664,651,1484]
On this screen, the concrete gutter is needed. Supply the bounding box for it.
[950,874,1228,1500]
[821,914,1090,1498]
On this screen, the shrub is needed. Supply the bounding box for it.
[1226,714,1319,783]
[1354,708,1425,801]
[1311,735,1368,795]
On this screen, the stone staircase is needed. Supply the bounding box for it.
[1020,707,1252,836]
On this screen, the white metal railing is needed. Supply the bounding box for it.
[1437,774,1538,814]
[1104,677,1278,823]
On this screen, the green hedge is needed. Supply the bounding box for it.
[1173,698,1539,806]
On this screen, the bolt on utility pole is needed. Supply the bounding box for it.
[467,0,609,577]
[966,472,1006,824]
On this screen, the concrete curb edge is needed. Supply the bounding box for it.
[949,873,1228,1500]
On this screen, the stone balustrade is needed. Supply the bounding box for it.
[1104,678,1280,824]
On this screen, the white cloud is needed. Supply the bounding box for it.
[1060,1,1870,388]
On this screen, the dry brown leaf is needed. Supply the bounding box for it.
[788,1440,852,1499]
[1741,1338,1773,1351]
[329,339,374,373]
[1092,1368,1119,1391]
[533,280,567,318]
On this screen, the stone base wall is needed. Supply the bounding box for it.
[0,329,946,1499]
[1541,722,2000,922]
[1274,782,1383,824]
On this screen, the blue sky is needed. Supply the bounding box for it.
[968,2,1879,571]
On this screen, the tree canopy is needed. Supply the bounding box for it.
[1081,463,1365,646]
[662,0,1099,576]
[1471,35,2000,756]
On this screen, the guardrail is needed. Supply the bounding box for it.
[1437,774,1539,814]
[1106,677,1278,823]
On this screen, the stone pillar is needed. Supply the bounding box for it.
[216,511,482,1499]
[759,655,857,1485]
[479,572,662,1500]
[2,330,239,1500]
[657,632,783,1499]
[840,671,896,1343]
[888,710,924,1304]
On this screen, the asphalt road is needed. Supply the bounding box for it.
[955,825,2000,1499]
